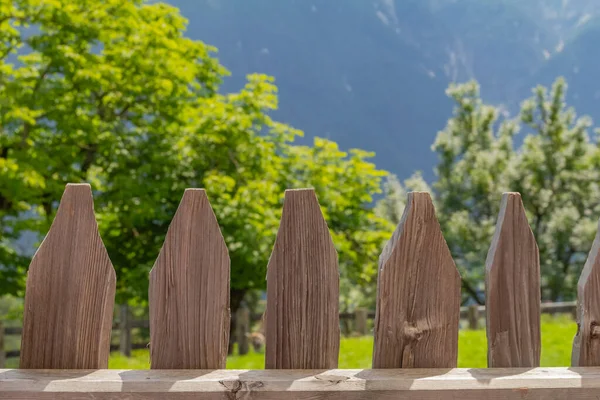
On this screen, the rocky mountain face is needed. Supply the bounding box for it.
[166,0,600,178]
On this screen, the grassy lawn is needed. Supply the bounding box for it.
[3,315,575,369]
[104,314,576,369]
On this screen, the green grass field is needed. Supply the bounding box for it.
[3,314,575,369]
[106,315,576,369]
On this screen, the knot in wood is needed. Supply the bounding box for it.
[403,323,424,342]
[591,321,600,338]
[315,373,350,385]
[219,379,242,395]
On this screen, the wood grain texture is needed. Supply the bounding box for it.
[265,189,340,369]
[4,368,600,399]
[149,189,230,369]
[19,184,116,369]
[485,192,541,368]
[573,219,600,366]
[373,192,461,368]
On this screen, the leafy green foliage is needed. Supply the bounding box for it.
[378,78,600,302]
[515,79,600,300]
[0,0,390,311]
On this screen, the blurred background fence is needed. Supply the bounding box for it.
[0,301,577,367]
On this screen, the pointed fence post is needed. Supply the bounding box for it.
[265,189,340,369]
[485,192,540,368]
[119,304,132,358]
[149,189,230,369]
[354,308,368,336]
[573,219,600,366]
[20,184,116,369]
[468,305,479,330]
[236,306,250,356]
[372,192,461,368]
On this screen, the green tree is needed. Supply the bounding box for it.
[515,79,599,301]
[1,0,226,297]
[377,78,600,303]
[430,80,519,303]
[375,172,431,224]
[0,0,390,320]
[281,140,393,312]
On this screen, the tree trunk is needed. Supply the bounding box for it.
[228,288,246,355]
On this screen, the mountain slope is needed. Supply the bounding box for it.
[521,21,600,121]
[171,0,452,177]
[165,0,600,178]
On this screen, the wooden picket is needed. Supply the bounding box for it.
[236,306,250,355]
[265,189,340,369]
[572,219,600,366]
[119,305,132,358]
[19,184,116,369]
[149,189,230,369]
[372,192,461,368]
[354,308,368,335]
[4,184,600,398]
[485,193,541,367]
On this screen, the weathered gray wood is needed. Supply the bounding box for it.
[573,219,600,366]
[373,192,461,368]
[4,368,600,399]
[468,305,479,330]
[236,306,250,356]
[354,308,368,336]
[485,192,541,368]
[265,189,340,369]
[119,304,131,358]
[149,189,230,369]
[19,184,116,369]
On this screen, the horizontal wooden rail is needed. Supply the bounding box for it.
[4,351,19,359]
[3,344,150,362]
[109,343,149,352]
[1,319,152,363]
[456,301,577,320]
[252,301,578,322]
[3,301,576,337]
[1,368,600,399]
[2,319,150,336]
[338,300,577,321]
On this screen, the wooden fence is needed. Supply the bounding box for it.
[1,300,578,363]
[2,184,600,398]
